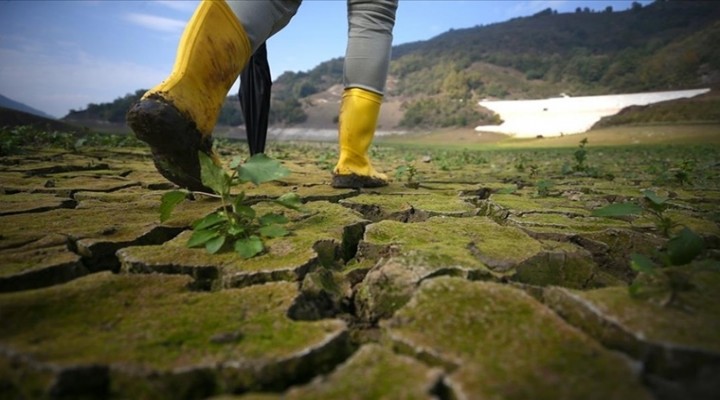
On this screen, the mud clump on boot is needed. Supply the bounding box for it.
[332,173,388,189]
[126,96,214,192]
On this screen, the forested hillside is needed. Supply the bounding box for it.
[65,0,720,130]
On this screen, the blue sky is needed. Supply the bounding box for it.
[0,0,650,118]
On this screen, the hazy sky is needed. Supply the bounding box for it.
[0,0,651,118]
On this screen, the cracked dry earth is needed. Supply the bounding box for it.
[1,144,719,400]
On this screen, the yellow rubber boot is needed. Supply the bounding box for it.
[126,0,251,191]
[332,88,389,188]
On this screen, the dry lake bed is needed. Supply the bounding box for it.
[1,136,719,399]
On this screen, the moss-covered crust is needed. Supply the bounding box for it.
[663,210,720,238]
[118,201,368,288]
[0,272,349,398]
[575,229,667,281]
[507,212,630,234]
[513,240,612,289]
[240,180,358,204]
[384,277,651,400]
[354,258,437,322]
[0,171,140,195]
[545,267,720,376]
[280,344,441,399]
[2,141,719,399]
[340,190,476,222]
[487,193,593,216]
[359,216,543,276]
[0,192,75,216]
[0,203,183,273]
[0,234,86,292]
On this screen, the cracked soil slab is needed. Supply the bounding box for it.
[0,272,350,399]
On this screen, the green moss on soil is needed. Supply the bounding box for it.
[118,201,367,286]
[384,277,651,400]
[0,272,345,371]
[0,245,80,278]
[0,204,157,247]
[353,257,439,322]
[279,344,440,399]
[0,356,54,400]
[0,192,74,215]
[508,212,629,233]
[546,267,720,355]
[342,191,476,217]
[488,193,591,216]
[361,216,543,274]
[512,242,597,288]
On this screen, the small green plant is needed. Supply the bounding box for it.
[628,227,706,306]
[395,154,420,189]
[460,149,488,165]
[573,137,589,172]
[562,137,592,175]
[160,152,303,258]
[672,159,694,186]
[592,190,677,237]
[316,150,335,171]
[528,164,540,179]
[535,179,554,197]
[514,155,527,172]
[592,190,708,305]
[369,145,385,161]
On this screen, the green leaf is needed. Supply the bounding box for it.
[667,227,705,266]
[496,186,517,195]
[642,190,667,206]
[235,204,256,220]
[259,213,288,226]
[229,155,244,169]
[159,190,187,222]
[591,202,643,217]
[275,192,303,210]
[395,165,408,176]
[259,224,289,238]
[537,179,554,190]
[235,236,264,259]
[236,153,290,186]
[227,225,245,236]
[187,228,220,248]
[630,253,657,274]
[192,212,225,230]
[199,152,230,195]
[205,235,226,254]
[628,281,642,298]
[231,192,246,212]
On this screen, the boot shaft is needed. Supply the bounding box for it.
[144,0,251,136]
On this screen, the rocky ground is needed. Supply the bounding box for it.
[1,140,719,399]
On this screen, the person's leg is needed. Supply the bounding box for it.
[127,0,300,191]
[332,0,398,189]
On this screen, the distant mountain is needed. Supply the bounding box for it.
[0,106,84,132]
[0,94,56,120]
[67,0,720,132]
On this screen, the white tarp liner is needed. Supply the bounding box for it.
[475,88,710,138]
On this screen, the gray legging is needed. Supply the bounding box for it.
[227,0,398,95]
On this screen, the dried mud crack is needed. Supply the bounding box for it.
[1,145,720,399]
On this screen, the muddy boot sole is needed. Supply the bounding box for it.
[331,173,388,189]
[126,96,213,192]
